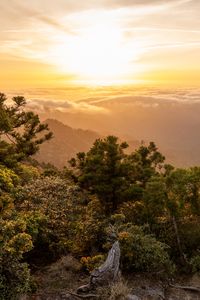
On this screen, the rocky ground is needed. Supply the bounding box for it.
[20,256,200,300]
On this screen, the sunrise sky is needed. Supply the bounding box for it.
[1,0,200,88]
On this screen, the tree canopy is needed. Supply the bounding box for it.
[0,93,52,168]
[70,136,165,213]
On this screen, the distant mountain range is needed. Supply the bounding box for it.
[35,118,200,169]
[34,119,140,168]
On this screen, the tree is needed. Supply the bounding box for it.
[0,93,52,168]
[70,136,132,213]
[128,141,165,188]
[0,93,53,297]
[70,137,166,214]
[0,164,32,299]
[143,167,200,265]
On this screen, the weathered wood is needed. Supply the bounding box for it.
[66,289,99,299]
[90,241,120,286]
[77,241,120,293]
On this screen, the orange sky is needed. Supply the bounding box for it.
[0,0,200,88]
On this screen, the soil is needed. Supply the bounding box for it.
[21,256,200,300]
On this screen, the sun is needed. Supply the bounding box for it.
[48,17,141,85]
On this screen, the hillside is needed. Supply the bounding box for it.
[34,119,141,168]
[38,119,195,170]
[34,119,102,168]
[34,119,195,169]
[3,98,200,300]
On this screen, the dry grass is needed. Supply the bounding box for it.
[97,279,131,300]
[49,255,81,273]
[109,280,131,300]
[33,255,85,292]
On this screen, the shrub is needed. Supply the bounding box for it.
[0,259,31,300]
[74,198,108,253]
[118,224,174,274]
[15,176,89,258]
[17,163,40,184]
[109,280,131,300]
[97,279,131,300]
[190,254,200,273]
[80,254,105,272]
[0,216,33,299]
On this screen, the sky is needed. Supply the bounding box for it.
[1,0,200,88]
[1,1,200,166]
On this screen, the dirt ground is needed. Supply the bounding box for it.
[22,256,200,300]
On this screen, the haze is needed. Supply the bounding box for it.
[1,0,200,166]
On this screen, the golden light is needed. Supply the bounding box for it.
[48,16,143,85]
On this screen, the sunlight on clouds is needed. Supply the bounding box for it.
[46,13,144,84]
[0,0,200,87]
[27,98,109,114]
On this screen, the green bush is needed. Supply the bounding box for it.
[0,259,30,300]
[80,254,105,273]
[118,224,174,274]
[0,216,33,299]
[190,254,200,273]
[15,176,89,257]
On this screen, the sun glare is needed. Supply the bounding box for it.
[48,17,142,85]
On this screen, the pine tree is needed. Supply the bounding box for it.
[0,93,53,168]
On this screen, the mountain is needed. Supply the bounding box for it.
[34,119,101,168]
[34,119,141,168]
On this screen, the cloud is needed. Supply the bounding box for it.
[0,0,199,86]
[26,98,109,114]
[105,0,191,6]
[23,86,200,118]
[0,0,75,35]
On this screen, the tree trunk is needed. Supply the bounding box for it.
[172,216,187,264]
[77,241,120,294]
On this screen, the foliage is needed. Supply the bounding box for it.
[70,136,131,212]
[16,163,40,184]
[0,165,19,216]
[80,254,105,272]
[0,165,19,192]
[0,214,33,299]
[118,224,173,273]
[127,141,165,187]
[73,197,108,253]
[2,120,200,297]
[190,254,200,273]
[0,92,52,168]
[15,176,88,258]
[0,259,31,300]
[0,94,54,298]
[70,138,166,214]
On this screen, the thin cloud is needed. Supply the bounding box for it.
[26,98,109,114]
[1,0,75,35]
[125,27,200,34]
[145,41,200,51]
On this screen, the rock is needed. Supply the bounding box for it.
[131,285,165,300]
[145,287,165,299]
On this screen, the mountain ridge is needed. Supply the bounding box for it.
[34,119,140,168]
